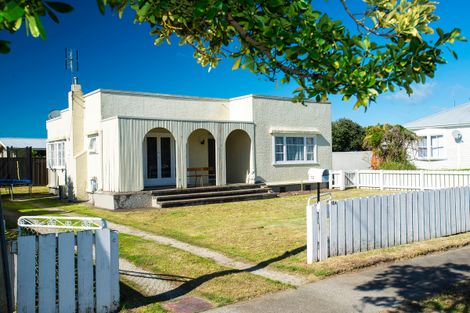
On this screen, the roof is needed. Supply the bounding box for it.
[0,137,47,150]
[405,102,470,129]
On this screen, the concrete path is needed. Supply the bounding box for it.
[208,245,470,313]
[108,221,307,286]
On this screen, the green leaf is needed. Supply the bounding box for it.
[0,40,11,54]
[96,0,105,14]
[45,2,74,13]
[232,57,242,70]
[3,1,24,22]
[45,6,60,23]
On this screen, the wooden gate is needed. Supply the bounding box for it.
[11,229,119,313]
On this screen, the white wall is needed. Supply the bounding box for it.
[228,96,253,122]
[411,127,470,170]
[98,90,231,121]
[251,96,332,184]
[332,151,372,170]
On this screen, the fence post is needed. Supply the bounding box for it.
[355,170,360,189]
[380,170,384,190]
[420,170,425,191]
[306,203,317,264]
[339,170,345,190]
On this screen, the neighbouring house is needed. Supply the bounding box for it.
[405,102,470,169]
[0,137,46,157]
[46,82,332,208]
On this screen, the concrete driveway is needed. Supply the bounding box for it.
[208,245,470,313]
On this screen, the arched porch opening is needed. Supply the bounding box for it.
[143,127,176,188]
[187,129,216,186]
[225,129,251,184]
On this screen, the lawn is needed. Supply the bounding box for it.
[3,186,470,282]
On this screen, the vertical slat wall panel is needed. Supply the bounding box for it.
[429,190,436,239]
[367,197,375,250]
[374,197,381,249]
[330,202,338,257]
[77,231,94,313]
[38,233,56,313]
[456,188,462,233]
[445,189,452,236]
[406,192,413,243]
[465,187,470,231]
[96,229,112,313]
[110,231,120,312]
[417,192,424,241]
[360,198,368,252]
[353,198,361,253]
[423,191,430,240]
[58,232,76,313]
[345,200,353,254]
[337,201,346,256]
[399,193,407,244]
[17,236,36,313]
[381,196,388,247]
[306,204,317,264]
[450,188,457,234]
[388,195,395,247]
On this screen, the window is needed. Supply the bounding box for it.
[273,135,317,164]
[47,141,65,169]
[416,134,444,160]
[88,136,98,154]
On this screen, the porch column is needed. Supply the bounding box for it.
[249,138,256,184]
[175,134,187,188]
[216,139,226,186]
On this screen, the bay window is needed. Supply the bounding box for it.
[273,135,317,164]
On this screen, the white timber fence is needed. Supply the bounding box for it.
[330,170,470,191]
[307,187,470,263]
[8,228,119,313]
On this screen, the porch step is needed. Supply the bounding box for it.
[153,191,278,208]
[153,188,269,202]
[151,183,266,196]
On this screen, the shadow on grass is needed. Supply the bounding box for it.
[119,245,306,310]
[355,262,470,312]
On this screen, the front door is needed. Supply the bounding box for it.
[144,135,176,187]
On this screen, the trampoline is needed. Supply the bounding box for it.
[0,179,32,200]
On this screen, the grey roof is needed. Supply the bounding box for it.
[0,137,46,149]
[405,102,470,129]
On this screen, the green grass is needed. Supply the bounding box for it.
[118,233,288,312]
[4,186,470,282]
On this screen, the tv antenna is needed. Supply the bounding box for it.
[65,48,79,84]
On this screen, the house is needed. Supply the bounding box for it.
[405,102,470,169]
[46,82,332,208]
[0,137,46,157]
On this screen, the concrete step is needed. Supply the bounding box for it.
[154,188,269,202]
[153,192,278,208]
[151,183,265,196]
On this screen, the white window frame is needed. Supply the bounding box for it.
[272,134,318,165]
[88,136,98,154]
[47,141,66,169]
[416,134,445,161]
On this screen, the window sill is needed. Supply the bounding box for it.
[273,161,319,166]
[416,157,447,162]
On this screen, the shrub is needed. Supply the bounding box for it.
[379,160,417,170]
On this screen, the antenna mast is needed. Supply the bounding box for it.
[65,48,79,84]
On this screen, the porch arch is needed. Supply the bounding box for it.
[142,127,176,188]
[186,128,216,187]
[225,129,252,184]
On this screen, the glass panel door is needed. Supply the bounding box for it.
[147,137,158,179]
[160,137,171,178]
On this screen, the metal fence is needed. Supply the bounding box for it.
[330,169,470,191]
[307,187,470,263]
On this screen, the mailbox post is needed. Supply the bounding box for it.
[307,168,330,202]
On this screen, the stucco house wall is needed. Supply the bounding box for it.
[251,96,332,184]
[47,85,332,198]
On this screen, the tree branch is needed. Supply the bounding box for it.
[226,12,318,79]
[339,0,394,38]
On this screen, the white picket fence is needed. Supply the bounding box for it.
[307,187,470,263]
[11,229,119,313]
[330,169,470,191]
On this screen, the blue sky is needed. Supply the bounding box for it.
[0,0,469,138]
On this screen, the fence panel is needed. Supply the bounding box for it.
[13,230,119,313]
[307,187,470,263]
[331,169,470,191]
